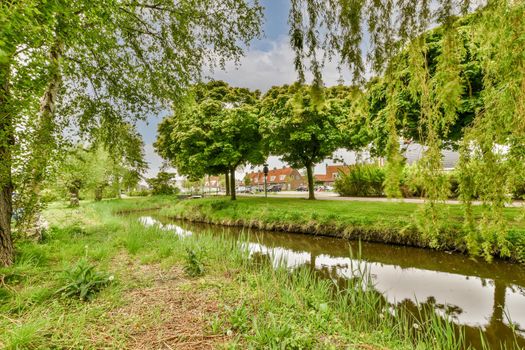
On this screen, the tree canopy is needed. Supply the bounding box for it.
[366,15,484,155]
[259,84,367,199]
[155,81,264,200]
[0,0,263,265]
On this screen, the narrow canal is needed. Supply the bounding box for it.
[135,212,525,349]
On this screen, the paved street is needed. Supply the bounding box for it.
[233,191,525,207]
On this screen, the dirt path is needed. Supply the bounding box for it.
[108,258,234,349]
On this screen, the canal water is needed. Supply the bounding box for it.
[136,213,525,349]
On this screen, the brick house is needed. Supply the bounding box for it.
[246,167,304,190]
[314,164,350,186]
[204,175,221,191]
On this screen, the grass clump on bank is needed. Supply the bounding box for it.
[163,196,525,262]
[0,196,491,349]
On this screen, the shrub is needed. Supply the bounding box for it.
[446,172,460,199]
[334,164,385,197]
[56,259,113,301]
[146,171,180,195]
[400,164,460,199]
[511,169,525,200]
[183,248,205,277]
[400,163,424,198]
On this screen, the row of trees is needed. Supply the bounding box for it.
[49,142,146,206]
[155,81,367,200]
[155,16,483,201]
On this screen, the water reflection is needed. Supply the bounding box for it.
[138,216,192,238]
[137,215,525,349]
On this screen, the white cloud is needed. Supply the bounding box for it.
[209,36,355,92]
[143,143,164,179]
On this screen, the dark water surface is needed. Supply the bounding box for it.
[136,213,525,349]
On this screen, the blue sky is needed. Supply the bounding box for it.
[139,0,362,178]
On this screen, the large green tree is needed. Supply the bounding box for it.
[259,84,366,199]
[146,171,179,195]
[155,81,263,200]
[51,126,146,206]
[0,0,262,265]
[53,146,110,206]
[366,16,484,155]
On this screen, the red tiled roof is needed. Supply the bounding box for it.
[326,165,350,176]
[314,165,350,183]
[247,167,301,184]
[315,174,332,182]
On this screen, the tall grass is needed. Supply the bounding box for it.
[206,238,482,349]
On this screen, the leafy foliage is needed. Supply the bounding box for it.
[259,84,368,199]
[146,172,179,195]
[0,0,263,265]
[56,259,113,301]
[366,17,483,154]
[183,248,206,277]
[155,81,264,199]
[334,164,385,197]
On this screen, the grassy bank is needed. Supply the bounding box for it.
[0,196,488,349]
[162,196,525,262]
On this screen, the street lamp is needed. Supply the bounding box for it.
[263,163,269,198]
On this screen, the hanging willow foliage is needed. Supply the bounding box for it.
[288,0,525,259]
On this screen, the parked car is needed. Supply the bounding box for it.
[296,185,308,192]
[267,185,282,192]
[237,186,254,194]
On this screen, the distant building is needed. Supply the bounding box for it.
[204,175,222,192]
[314,164,351,186]
[403,143,459,170]
[246,166,304,190]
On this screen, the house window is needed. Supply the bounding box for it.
[270,176,276,181]
[279,175,286,181]
[332,173,339,179]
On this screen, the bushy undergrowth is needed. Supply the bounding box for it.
[56,259,113,301]
[333,163,463,199]
[334,163,385,197]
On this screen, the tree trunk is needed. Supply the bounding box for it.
[69,189,80,207]
[0,56,14,266]
[306,163,316,200]
[21,38,63,240]
[230,168,236,200]
[115,177,122,199]
[94,186,103,201]
[225,172,230,196]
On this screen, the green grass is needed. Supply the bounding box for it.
[162,196,525,262]
[0,196,519,349]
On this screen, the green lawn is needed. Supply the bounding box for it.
[163,196,525,261]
